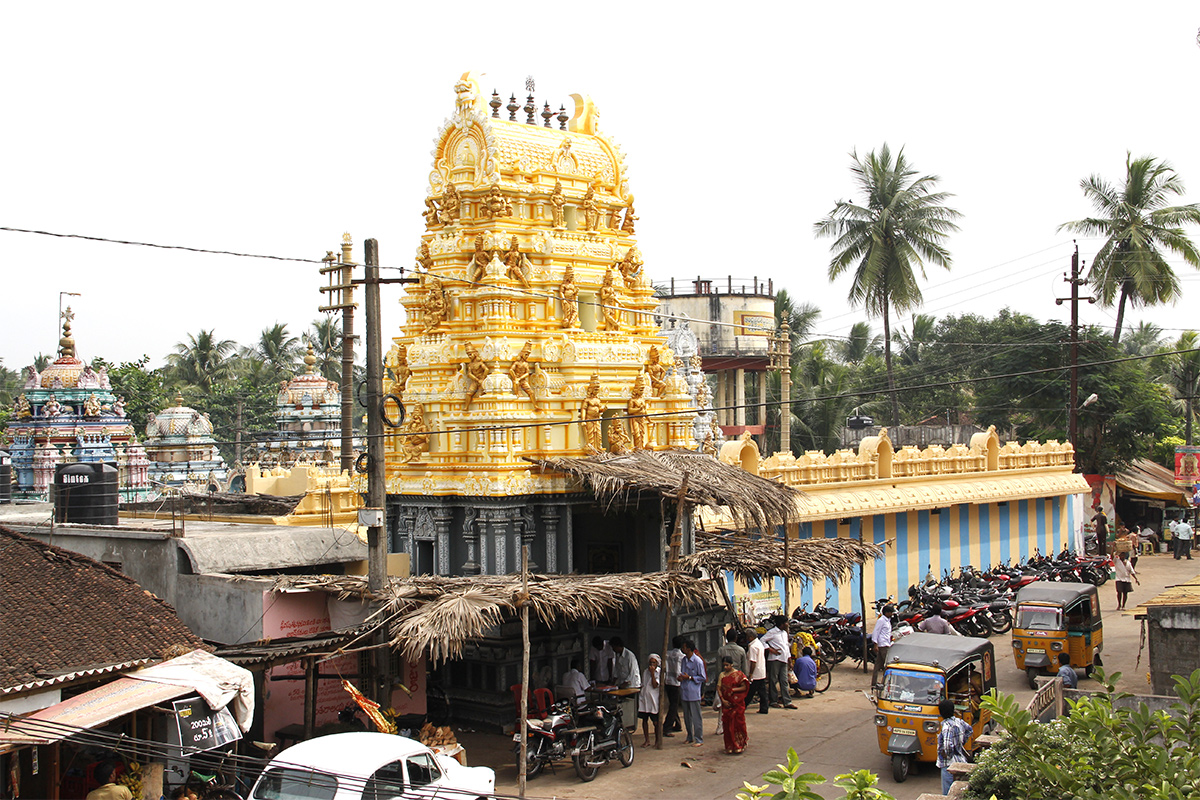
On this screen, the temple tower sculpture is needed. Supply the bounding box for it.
[381,73,699,577]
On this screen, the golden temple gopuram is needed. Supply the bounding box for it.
[382,74,700,515]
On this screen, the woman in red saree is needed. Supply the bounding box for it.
[718,655,750,754]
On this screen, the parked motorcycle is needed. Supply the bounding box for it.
[513,698,580,779]
[571,697,634,781]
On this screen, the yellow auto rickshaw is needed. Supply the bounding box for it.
[1012,581,1102,689]
[871,632,996,782]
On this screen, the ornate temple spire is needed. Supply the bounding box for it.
[58,307,76,358]
[304,345,317,375]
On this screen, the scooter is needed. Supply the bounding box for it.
[571,698,634,781]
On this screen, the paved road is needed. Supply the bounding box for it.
[465,551,1196,800]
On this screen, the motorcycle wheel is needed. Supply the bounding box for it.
[815,659,833,693]
[573,735,598,782]
[891,753,910,783]
[974,613,996,638]
[517,738,545,780]
[617,726,634,767]
[990,609,1013,634]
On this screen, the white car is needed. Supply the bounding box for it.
[248,731,495,800]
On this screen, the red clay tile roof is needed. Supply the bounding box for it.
[0,525,204,693]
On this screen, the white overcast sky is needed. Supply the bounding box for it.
[2,2,1199,371]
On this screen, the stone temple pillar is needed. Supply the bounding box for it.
[716,371,727,426]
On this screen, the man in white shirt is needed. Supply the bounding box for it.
[871,605,896,688]
[663,637,683,735]
[744,627,770,714]
[1175,518,1194,561]
[561,660,590,703]
[589,636,614,683]
[610,636,641,688]
[762,616,796,709]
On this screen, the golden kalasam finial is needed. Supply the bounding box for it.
[305,344,317,374]
[59,307,76,358]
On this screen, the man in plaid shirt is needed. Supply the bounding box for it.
[937,698,972,794]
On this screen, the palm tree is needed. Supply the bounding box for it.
[1122,320,1164,357]
[167,330,237,394]
[304,317,343,382]
[1158,331,1200,445]
[1059,153,1200,345]
[774,290,821,349]
[815,144,961,425]
[894,313,937,367]
[836,322,881,365]
[243,323,303,379]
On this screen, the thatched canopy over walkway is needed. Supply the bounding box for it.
[528,449,801,531]
[270,571,715,664]
[684,529,885,589]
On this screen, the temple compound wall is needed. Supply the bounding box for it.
[720,427,1090,617]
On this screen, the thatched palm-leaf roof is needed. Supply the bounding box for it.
[683,530,886,588]
[270,571,716,664]
[529,449,801,531]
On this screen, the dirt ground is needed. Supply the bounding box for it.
[454,549,1197,800]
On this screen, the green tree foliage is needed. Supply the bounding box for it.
[305,317,343,382]
[968,669,1200,800]
[1059,153,1200,345]
[92,356,170,432]
[1155,332,1200,445]
[815,143,961,425]
[167,330,237,394]
[201,376,279,465]
[244,323,304,380]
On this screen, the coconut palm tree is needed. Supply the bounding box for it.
[304,317,343,382]
[836,322,882,365]
[1059,153,1200,345]
[1158,331,1200,445]
[166,330,237,394]
[815,144,961,425]
[1122,320,1164,357]
[894,313,937,367]
[243,323,303,379]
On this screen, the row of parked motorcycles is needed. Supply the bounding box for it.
[514,696,633,782]
[784,548,1113,664]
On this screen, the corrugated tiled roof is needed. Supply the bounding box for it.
[0,525,204,693]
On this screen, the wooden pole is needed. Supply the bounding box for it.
[519,545,530,797]
[303,657,316,739]
[656,473,688,749]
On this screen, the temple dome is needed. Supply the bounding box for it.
[39,356,85,388]
[146,393,213,439]
[280,346,338,406]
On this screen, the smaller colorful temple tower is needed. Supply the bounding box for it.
[143,393,228,490]
[4,310,151,501]
[256,346,343,466]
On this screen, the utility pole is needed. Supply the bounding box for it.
[319,234,357,475]
[1057,242,1093,463]
[771,322,792,454]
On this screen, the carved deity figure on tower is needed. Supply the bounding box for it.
[441,183,461,222]
[416,242,434,274]
[560,265,580,329]
[598,267,622,332]
[582,373,605,452]
[14,394,31,418]
[509,341,538,409]
[582,186,600,232]
[41,395,62,417]
[422,197,441,228]
[607,206,622,230]
[83,394,102,417]
[549,180,566,229]
[397,404,431,463]
[462,342,490,407]
[481,183,513,219]
[421,276,449,334]
[386,344,410,399]
[616,247,642,290]
[621,200,638,234]
[608,418,632,454]
[503,237,530,287]
[627,375,650,450]
[468,235,491,283]
[645,346,667,398]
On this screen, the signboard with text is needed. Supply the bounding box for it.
[172,696,241,753]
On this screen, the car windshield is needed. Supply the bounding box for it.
[252,767,338,800]
[880,668,944,704]
[1017,605,1062,630]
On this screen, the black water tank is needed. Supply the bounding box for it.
[847,415,875,430]
[54,462,119,525]
[0,451,10,505]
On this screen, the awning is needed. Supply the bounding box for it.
[0,678,190,750]
[1116,458,1190,505]
[0,650,254,752]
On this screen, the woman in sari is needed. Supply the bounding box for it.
[718,655,750,754]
